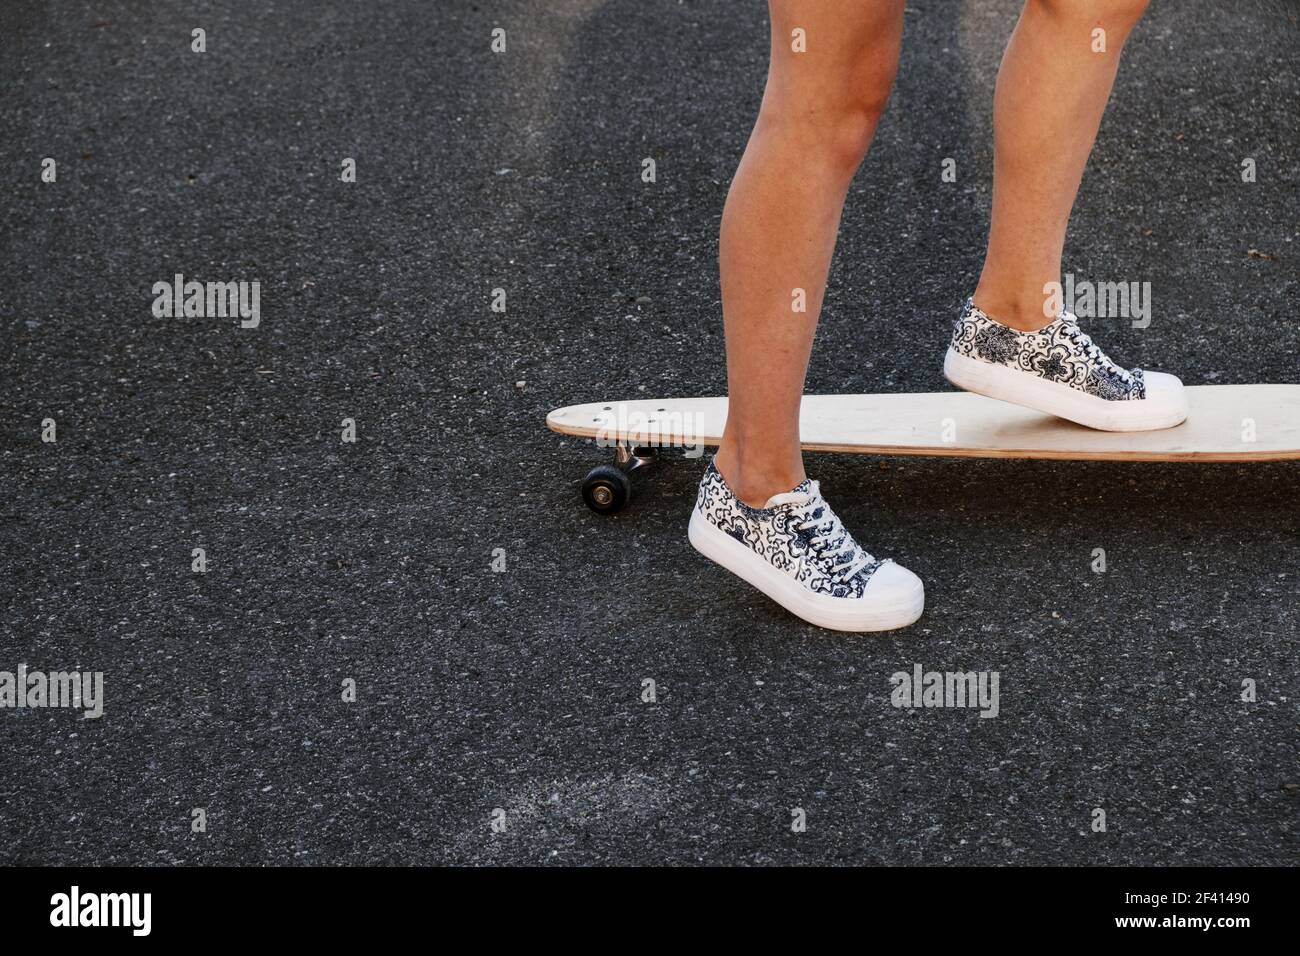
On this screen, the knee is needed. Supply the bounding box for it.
[1031,0,1150,33]
[758,70,897,178]
[809,92,893,177]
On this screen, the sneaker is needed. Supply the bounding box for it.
[943,297,1188,431]
[688,460,924,632]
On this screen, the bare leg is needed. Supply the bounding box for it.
[974,0,1150,331]
[713,0,906,506]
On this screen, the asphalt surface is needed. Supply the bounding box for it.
[1,0,1297,865]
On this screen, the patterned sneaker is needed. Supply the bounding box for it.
[944,297,1187,431]
[688,461,924,632]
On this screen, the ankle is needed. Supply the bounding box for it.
[971,286,1057,333]
[712,448,805,509]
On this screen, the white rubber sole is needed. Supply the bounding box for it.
[943,348,1188,432]
[688,509,924,633]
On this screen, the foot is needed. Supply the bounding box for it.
[688,460,924,632]
[944,297,1187,432]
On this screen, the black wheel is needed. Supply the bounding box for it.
[581,465,632,514]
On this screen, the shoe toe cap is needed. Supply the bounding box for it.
[1143,370,1188,416]
[1144,369,1184,393]
[863,560,925,604]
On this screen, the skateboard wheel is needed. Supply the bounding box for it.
[581,465,632,514]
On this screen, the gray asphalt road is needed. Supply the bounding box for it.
[1,0,1296,865]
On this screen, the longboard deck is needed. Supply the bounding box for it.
[547,385,1300,462]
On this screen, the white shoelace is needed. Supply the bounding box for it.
[1061,316,1115,370]
[789,498,875,579]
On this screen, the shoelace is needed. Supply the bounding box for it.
[790,499,875,579]
[1061,316,1116,370]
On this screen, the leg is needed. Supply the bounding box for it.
[713,0,906,506]
[946,0,1183,433]
[974,0,1150,331]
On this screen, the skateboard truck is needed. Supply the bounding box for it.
[581,443,658,514]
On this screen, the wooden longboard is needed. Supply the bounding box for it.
[548,385,1300,462]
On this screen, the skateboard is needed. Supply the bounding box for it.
[547,384,1300,513]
